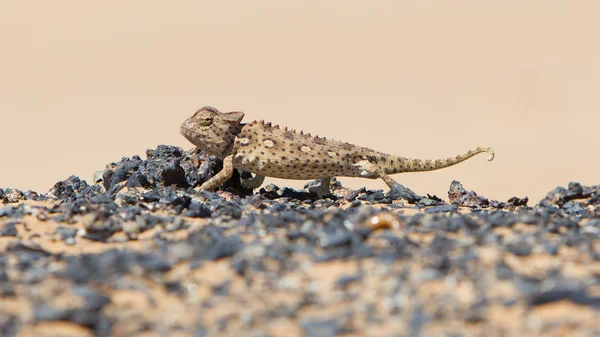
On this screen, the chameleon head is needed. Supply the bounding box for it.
[180,106,245,157]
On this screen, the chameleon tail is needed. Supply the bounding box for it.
[384,146,495,174]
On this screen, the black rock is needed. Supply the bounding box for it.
[506,239,532,256]
[214,202,243,219]
[448,181,489,208]
[344,187,364,201]
[72,286,111,311]
[141,189,162,202]
[418,194,445,207]
[529,288,600,308]
[64,249,172,284]
[259,184,281,199]
[161,159,189,187]
[465,298,488,323]
[335,273,362,288]
[365,190,385,202]
[34,286,112,334]
[425,204,458,214]
[387,183,421,203]
[125,171,152,188]
[49,176,92,202]
[53,226,78,240]
[301,319,340,337]
[7,242,51,259]
[183,201,212,218]
[507,196,529,207]
[0,222,18,237]
[186,232,244,261]
[281,187,310,200]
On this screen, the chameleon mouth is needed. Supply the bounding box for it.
[179,125,195,143]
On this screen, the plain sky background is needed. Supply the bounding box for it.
[1,1,599,203]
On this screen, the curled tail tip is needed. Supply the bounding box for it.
[483,147,495,161]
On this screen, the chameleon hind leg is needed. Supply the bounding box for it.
[314,177,331,198]
[306,177,332,198]
[241,174,265,189]
[354,160,399,188]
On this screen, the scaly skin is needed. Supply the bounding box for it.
[180,106,495,196]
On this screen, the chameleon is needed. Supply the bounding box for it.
[180,106,495,197]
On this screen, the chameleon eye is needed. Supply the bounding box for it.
[199,116,213,126]
[196,111,214,126]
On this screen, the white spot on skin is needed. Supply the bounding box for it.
[238,138,250,145]
[264,140,274,148]
[301,146,312,153]
[327,151,337,158]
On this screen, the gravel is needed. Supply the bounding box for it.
[1,145,599,336]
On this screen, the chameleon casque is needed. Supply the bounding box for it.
[180,106,495,197]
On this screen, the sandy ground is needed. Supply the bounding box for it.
[1,180,600,337]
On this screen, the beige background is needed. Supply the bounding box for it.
[1,1,598,203]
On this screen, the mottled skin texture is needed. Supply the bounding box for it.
[180,106,495,197]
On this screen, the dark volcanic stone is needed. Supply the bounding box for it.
[186,231,244,261]
[506,240,533,256]
[507,196,529,207]
[281,187,310,200]
[465,298,488,323]
[160,188,191,211]
[0,206,15,218]
[448,180,489,207]
[53,226,78,240]
[387,183,421,203]
[529,288,600,308]
[49,175,96,203]
[1,188,26,203]
[344,187,365,201]
[539,182,597,208]
[64,249,171,283]
[259,184,281,199]
[141,189,162,202]
[183,201,212,218]
[301,319,340,337]
[425,204,458,214]
[73,286,111,311]
[363,190,385,202]
[161,159,189,187]
[7,242,51,259]
[100,145,231,193]
[125,171,152,188]
[0,314,19,337]
[0,222,18,237]
[335,273,363,288]
[34,286,112,335]
[418,194,445,207]
[214,202,243,219]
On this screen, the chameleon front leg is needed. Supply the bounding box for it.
[198,155,234,191]
[240,174,265,189]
